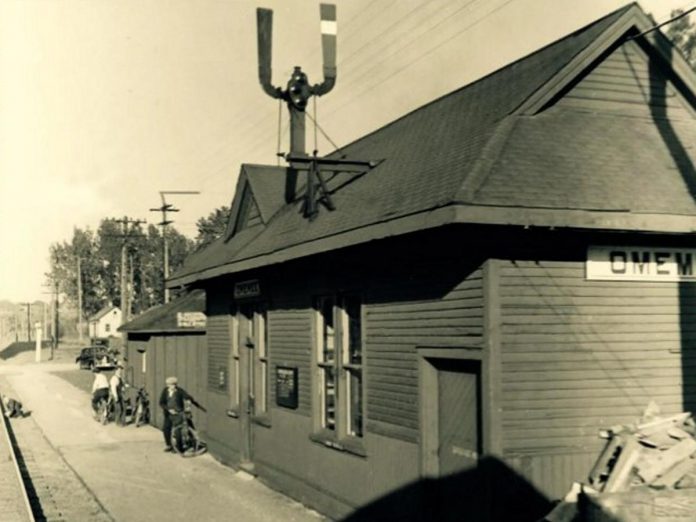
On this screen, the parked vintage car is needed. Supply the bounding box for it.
[75,346,116,370]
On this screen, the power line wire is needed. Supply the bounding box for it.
[334,0,504,100]
[629,3,696,39]
[176,0,518,193]
[322,0,518,122]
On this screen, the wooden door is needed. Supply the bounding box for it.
[421,356,483,520]
[238,306,255,467]
[435,358,481,476]
[421,357,482,477]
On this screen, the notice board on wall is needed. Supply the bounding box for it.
[276,366,298,409]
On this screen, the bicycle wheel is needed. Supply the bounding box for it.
[170,425,185,455]
[134,404,143,427]
[96,399,108,425]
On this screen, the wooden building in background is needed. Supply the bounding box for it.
[168,5,696,520]
[119,290,208,432]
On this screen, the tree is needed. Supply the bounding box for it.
[46,218,195,323]
[195,206,230,249]
[666,9,696,68]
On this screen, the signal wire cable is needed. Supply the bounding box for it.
[323,0,518,120]
[179,0,482,190]
[182,0,514,192]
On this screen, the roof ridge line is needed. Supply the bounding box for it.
[515,3,648,115]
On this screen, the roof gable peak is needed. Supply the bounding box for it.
[517,4,696,116]
[224,169,263,242]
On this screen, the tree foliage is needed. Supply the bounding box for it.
[666,9,696,67]
[47,218,193,319]
[195,205,230,249]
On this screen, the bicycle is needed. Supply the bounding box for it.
[133,388,150,427]
[170,406,207,457]
[95,395,113,425]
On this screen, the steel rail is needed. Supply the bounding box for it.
[0,400,36,522]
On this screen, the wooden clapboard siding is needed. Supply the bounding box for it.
[267,305,312,415]
[207,294,231,393]
[365,266,484,441]
[507,451,600,499]
[557,40,695,120]
[499,258,696,497]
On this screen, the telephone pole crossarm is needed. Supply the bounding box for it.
[150,190,200,304]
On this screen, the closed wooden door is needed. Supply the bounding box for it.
[238,306,255,466]
[435,358,481,476]
[421,357,482,477]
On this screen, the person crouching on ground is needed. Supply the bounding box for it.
[109,366,127,426]
[1,393,27,418]
[159,376,203,452]
[91,367,109,417]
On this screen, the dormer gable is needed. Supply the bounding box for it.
[224,164,291,242]
[224,173,263,242]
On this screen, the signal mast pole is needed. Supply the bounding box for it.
[150,191,199,304]
[256,4,378,220]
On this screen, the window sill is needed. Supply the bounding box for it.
[226,408,239,418]
[309,430,366,458]
[252,414,271,428]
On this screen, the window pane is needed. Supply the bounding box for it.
[233,358,240,406]
[348,369,363,437]
[258,360,267,414]
[258,308,268,358]
[321,298,335,363]
[323,366,336,430]
[345,297,361,365]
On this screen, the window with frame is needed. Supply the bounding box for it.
[228,304,269,420]
[229,313,240,410]
[314,295,364,443]
[254,306,269,416]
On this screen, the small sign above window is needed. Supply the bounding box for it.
[176,312,207,328]
[234,279,261,299]
[587,246,696,282]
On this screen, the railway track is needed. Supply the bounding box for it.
[0,379,114,522]
[0,396,34,522]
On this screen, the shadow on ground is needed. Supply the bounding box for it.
[341,457,552,522]
[0,342,51,361]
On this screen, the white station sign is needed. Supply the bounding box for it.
[587,246,696,282]
[176,312,207,328]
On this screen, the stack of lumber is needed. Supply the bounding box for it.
[545,403,696,522]
[587,406,696,493]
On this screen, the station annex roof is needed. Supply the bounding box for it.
[170,3,696,287]
[119,289,206,334]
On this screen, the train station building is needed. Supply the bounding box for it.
[160,4,696,519]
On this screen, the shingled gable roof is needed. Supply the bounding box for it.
[170,3,696,287]
[89,305,119,322]
[118,289,205,334]
[224,164,288,238]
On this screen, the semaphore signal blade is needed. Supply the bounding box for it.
[256,8,279,98]
[317,3,336,95]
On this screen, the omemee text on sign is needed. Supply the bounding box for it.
[586,246,696,282]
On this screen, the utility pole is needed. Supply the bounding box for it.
[53,279,59,357]
[150,191,199,304]
[20,303,31,342]
[129,252,135,314]
[112,216,145,322]
[77,256,83,342]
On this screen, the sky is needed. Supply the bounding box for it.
[0,0,693,303]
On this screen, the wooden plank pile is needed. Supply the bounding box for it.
[587,405,696,493]
[545,403,696,522]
